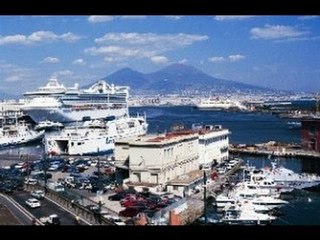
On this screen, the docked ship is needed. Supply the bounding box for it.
[44,115,148,156]
[34,120,64,131]
[0,120,44,147]
[195,98,247,111]
[22,77,129,123]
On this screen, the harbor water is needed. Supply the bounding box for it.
[1,105,320,225]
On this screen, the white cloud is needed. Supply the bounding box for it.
[228,54,245,62]
[72,58,86,65]
[95,32,208,47]
[85,46,155,57]
[88,16,114,23]
[86,32,208,62]
[28,31,58,42]
[214,15,254,21]
[208,54,245,63]
[208,56,226,63]
[178,59,188,64]
[0,35,27,45]
[54,70,73,76]
[42,57,60,63]
[5,75,22,82]
[59,32,82,42]
[163,16,183,20]
[150,56,168,64]
[298,16,318,20]
[0,62,37,82]
[88,15,146,23]
[250,24,309,40]
[0,31,81,45]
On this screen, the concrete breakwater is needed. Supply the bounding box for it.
[230,142,320,159]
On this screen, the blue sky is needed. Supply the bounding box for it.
[0,15,319,95]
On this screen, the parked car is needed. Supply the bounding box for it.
[25,198,41,208]
[24,178,38,185]
[31,190,45,199]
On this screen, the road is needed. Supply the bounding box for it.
[0,193,32,225]
[9,191,83,225]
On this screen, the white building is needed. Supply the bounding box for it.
[195,124,230,169]
[0,100,25,118]
[115,130,200,195]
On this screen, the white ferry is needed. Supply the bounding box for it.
[0,120,44,147]
[44,115,148,156]
[22,77,129,123]
[195,98,247,111]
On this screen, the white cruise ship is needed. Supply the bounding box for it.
[195,98,247,111]
[22,77,129,123]
[44,115,148,156]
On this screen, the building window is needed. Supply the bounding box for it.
[150,174,158,184]
[309,126,316,135]
[173,186,179,190]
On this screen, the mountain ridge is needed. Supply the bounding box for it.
[99,63,273,94]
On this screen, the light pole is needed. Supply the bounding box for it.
[43,152,48,193]
[203,170,207,225]
[97,149,102,224]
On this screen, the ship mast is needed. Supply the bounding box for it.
[316,93,320,116]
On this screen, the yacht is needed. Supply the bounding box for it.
[260,162,320,190]
[221,202,276,225]
[22,77,129,123]
[0,120,44,147]
[44,115,148,156]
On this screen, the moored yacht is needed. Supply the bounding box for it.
[250,162,320,191]
[221,202,276,225]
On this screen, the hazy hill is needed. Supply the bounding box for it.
[101,63,271,94]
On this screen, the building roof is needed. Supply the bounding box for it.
[167,170,204,186]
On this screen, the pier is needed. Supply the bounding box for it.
[175,160,243,225]
[229,143,320,160]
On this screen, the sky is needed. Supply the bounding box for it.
[0,15,319,95]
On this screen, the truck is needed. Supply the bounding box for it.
[40,214,60,225]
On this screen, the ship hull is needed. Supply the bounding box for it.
[24,107,128,123]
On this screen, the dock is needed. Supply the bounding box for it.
[175,160,243,225]
[229,142,320,159]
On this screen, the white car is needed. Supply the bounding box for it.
[31,190,45,199]
[25,198,41,208]
[24,178,38,185]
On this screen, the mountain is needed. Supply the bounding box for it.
[100,63,271,94]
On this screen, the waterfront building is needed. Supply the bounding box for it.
[301,117,320,152]
[0,100,25,119]
[193,124,230,169]
[115,130,200,196]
